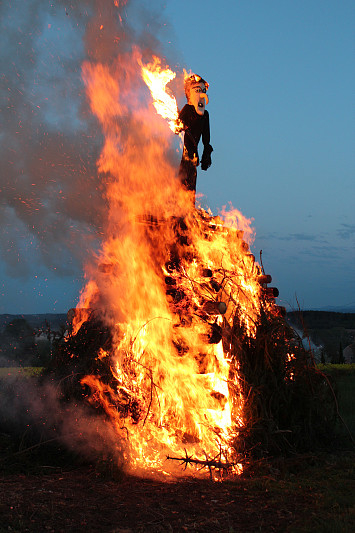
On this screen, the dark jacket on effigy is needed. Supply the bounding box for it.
[178,104,212,168]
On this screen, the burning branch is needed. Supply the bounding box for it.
[166,447,243,476]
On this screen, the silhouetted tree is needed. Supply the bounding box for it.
[1,318,39,366]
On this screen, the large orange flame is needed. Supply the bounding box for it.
[140,56,183,134]
[74,49,267,477]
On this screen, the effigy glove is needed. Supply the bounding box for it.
[201,144,213,170]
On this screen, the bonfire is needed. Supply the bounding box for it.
[51,50,334,479]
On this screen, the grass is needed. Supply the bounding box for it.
[317,364,355,441]
[335,374,355,437]
[1,430,354,532]
[246,453,355,532]
[318,363,355,374]
[0,366,43,378]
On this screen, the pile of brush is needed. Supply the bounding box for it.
[230,309,337,458]
[46,210,337,461]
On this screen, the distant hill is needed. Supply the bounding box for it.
[312,304,355,313]
[287,310,355,330]
[287,310,355,363]
[0,313,68,368]
[0,314,67,333]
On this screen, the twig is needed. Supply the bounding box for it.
[142,367,154,427]
[166,448,242,471]
[259,250,265,275]
[130,316,171,349]
[128,358,162,425]
[295,295,315,362]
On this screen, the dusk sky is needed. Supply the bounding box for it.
[1,0,354,314]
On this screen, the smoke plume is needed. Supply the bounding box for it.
[0,0,179,279]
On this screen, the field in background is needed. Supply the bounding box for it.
[0,367,43,378]
[319,364,355,444]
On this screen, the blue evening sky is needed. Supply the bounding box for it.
[165,0,355,311]
[0,0,354,314]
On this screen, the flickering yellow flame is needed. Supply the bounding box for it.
[75,50,266,477]
[140,56,183,134]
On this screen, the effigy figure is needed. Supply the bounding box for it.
[178,74,213,202]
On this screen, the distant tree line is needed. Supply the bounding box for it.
[287,311,355,364]
[287,311,355,330]
[0,318,65,367]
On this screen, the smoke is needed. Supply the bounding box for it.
[0,0,180,280]
[0,0,184,463]
[0,374,127,466]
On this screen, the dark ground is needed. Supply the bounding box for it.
[0,466,304,532]
[0,446,354,533]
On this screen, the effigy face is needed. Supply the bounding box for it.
[188,82,209,115]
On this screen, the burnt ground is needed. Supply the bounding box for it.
[1,452,354,533]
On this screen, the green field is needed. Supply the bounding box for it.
[318,364,355,440]
[0,367,43,378]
